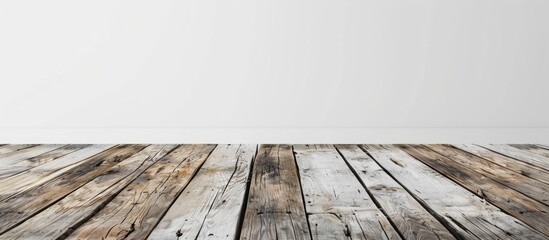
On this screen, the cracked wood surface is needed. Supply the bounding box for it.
[240,144,311,240]
[150,144,256,240]
[66,144,216,240]
[0,144,548,239]
[294,144,400,240]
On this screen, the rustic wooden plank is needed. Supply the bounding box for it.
[294,144,401,240]
[478,144,549,171]
[0,144,65,166]
[451,144,549,185]
[67,144,216,240]
[0,144,37,155]
[149,144,256,240]
[0,144,145,234]
[362,144,547,239]
[399,144,549,236]
[425,144,549,205]
[0,144,90,180]
[335,144,456,240]
[1,144,179,239]
[240,144,311,240]
[0,144,116,202]
[509,144,549,159]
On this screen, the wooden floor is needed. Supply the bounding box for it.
[0,144,547,239]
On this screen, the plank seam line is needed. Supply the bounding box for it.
[0,144,125,235]
[357,145,467,240]
[291,145,314,240]
[475,144,549,171]
[144,144,218,240]
[334,145,405,240]
[234,144,258,240]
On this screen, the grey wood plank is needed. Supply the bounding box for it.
[0,144,65,168]
[0,144,178,239]
[451,144,549,185]
[0,144,116,202]
[0,144,90,180]
[0,144,37,155]
[336,144,456,240]
[149,144,256,240]
[426,144,549,206]
[509,144,549,159]
[67,144,216,240]
[362,144,547,240]
[399,144,549,237]
[478,144,549,171]
[0,144,145,234]
[240,144,311,240]
[294,144,401,240]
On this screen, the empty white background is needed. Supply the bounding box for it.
[1,0,548,142]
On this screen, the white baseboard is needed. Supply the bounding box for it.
[0,128,548,143]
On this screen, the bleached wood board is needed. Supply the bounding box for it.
[240,144,311,240]
[509,144,549,159]
[0,144,65,168]
[362,144,547,239]
[0,144,37,155]
[399,144,549,237]
[0,144,145,233]
[0,144,116,202]
[335,144,456,240]
[67,144,216,240]
[478,144,549,171]
[451,144,549,185]
[294,144,401,240]
[0,144,90,180]
[149,144,256,240]
[425,144,549,205]
[0,145,178,239]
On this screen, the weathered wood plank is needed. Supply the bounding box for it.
[425,144,549,205]
[335,144,455,240]
[0,144,65,167]
[0,144,116,202]
[240,144,311,240]
[399,144,549,236]
[0,144,144,234]
[149,144,256,240]
[478,144,549,171]
[509,144,549,159]
[362,144,547,239]
[1,145,179,239]
[451,144,549,185]
[294,144,401,240]
[67,144,216,240]
[0,144,90,180]
[0,144,37,155]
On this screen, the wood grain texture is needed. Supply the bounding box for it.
[149,144,256,240]
[0,144,145,234]
[399,144,549,237]
[0,144,65,174]
[451,144,549,185]
[362,144,547,240]
[425,144,549,205]
[0,144,116,202]
[0,144,90,180]
[67,144,216,240]
[335,144,456,240]
[1,145,178,240]
[509,144,549,159]
[294,144,401,240]
[478,144,549,171]
[240,144,311,240]
[0,144,37,155]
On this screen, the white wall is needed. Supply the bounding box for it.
[1,0,548,142]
